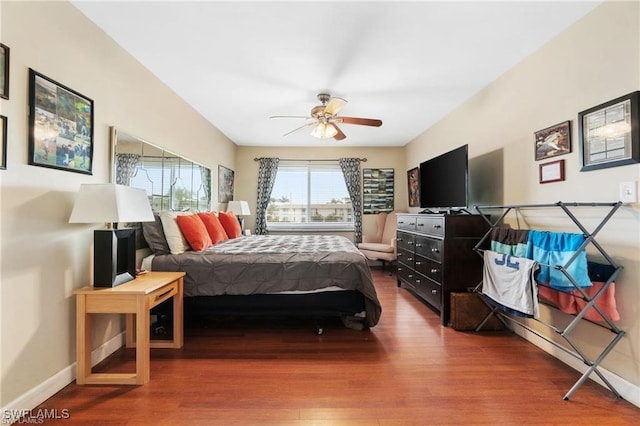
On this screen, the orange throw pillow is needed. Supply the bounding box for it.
[176,214,212,251]
[218,211,243,239]
[197,212,229,244]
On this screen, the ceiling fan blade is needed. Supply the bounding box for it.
[324,97,347,116]
[283,122,315,137]
[270,115,311,119]
[333,124,346,141]
[336,116,383,127]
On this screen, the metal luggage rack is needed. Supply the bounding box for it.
[471,201,625,400]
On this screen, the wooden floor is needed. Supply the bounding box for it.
[36,267,638,425]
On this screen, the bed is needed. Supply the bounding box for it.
[143,234,382,329]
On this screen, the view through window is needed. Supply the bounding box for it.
[267,164,353,229]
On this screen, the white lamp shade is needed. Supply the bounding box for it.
[226,200,251,216]
[69,184,154,224]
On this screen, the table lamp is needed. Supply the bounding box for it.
[226,200,251,231]
[69,184,154,287]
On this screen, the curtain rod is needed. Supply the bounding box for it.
[254,157,367,162]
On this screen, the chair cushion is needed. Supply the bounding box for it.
[359,248,397,262]
[357,242,394,253]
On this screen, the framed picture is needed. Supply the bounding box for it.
[1,115,6,169]
[0,43,8,100]
[539,159,565,184]
[363,168,394,214]
[407,167,420,207]
[28,69,94,174]
[535,120,571,161]
[579,91,640,171]
[218,165,235,203]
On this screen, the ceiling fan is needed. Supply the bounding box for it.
[270,93,382,140]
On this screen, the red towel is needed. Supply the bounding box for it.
[537,281,620,322]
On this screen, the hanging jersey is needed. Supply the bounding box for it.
[483,250,540,318]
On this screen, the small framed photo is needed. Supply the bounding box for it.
[0,43,8,100]
[28,69,94,174]
[534,120,571,161]
[218,165,235,203]
[407,167,420,207]
[539,159,565,184]
[579,91,640,171]
[1,115,6,169]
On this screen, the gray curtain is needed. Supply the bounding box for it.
[255,157,280,235]
[115,153,141,186]
[199,165,212,209]
[339,158,363,244]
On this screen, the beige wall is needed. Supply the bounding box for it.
[406,0,640,388]
[235,146,407,238]
[0,1,235,405]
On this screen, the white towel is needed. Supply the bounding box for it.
[483,250,540,318]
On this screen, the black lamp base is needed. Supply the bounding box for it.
[93,228,136,287]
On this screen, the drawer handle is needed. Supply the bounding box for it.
[415,243,422,248]
[415,261,421,266]
[430,268,439,274]
[415,279,421,283]
[431,289,438,295]
[397,238,403,242]
[433,224,441,229]
[398,267,403,272]
[431,248,439,253]
[155,289,173,302]
[408,274,413,278]
[408,241,414,245]
[407,257,414,261]
[397,253,403,257]
[417,223,424,227]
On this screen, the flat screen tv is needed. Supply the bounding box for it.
[419,144,469,213]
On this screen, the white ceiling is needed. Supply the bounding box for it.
[71,1,602,148]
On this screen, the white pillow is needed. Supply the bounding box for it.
[158,211,190,254]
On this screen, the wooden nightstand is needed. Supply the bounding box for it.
[74,271,185,385]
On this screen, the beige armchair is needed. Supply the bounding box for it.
[358,211,401,270]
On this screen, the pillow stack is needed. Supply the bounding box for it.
[142,210,245,255]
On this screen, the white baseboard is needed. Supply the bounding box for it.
[0,332,124,423]
[512,325,640,408]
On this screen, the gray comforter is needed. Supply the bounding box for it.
[151,235,381,326]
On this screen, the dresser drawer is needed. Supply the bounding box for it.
[396,231,414,252]
[414,255,442,283]
[396,248,414,268]
[397,215,417,231]
[397,265,418,290]
[415,275,441,310]
[416,216,444,238]
[414,235,443,262]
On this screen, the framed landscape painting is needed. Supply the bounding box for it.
[363,168,394,214]
[28,69,94,174]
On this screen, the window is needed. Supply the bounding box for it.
[267,164,353,230]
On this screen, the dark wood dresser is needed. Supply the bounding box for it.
[396,213,488,326]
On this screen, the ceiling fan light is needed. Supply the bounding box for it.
[311,123,338,139]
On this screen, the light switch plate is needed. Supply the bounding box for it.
[619,181,637,203]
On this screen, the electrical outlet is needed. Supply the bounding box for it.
[619,181,637,203]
